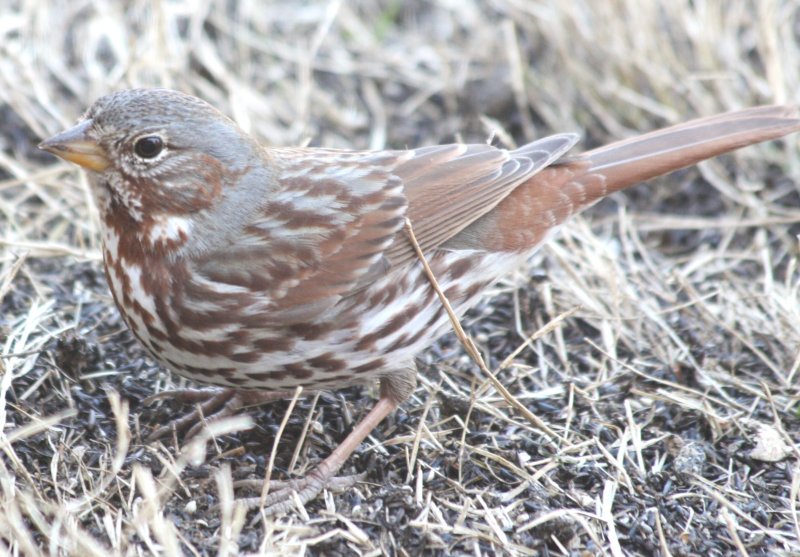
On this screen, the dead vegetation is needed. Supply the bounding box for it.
[2,1,800,555]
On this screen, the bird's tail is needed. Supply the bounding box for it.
[468,105,800,252]
[579,104,800,194]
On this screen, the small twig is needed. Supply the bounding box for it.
[404,218,564,444]
[407,388,437,484]
[260,386,303,506]
[654,510,673,557]
[0,348,45,359]
[720,508,750,557]
[288,392,320,474]
[496,306,580,371]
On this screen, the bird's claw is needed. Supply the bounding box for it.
[232,470,366,515]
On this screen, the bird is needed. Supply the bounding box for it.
[39,89,800,514]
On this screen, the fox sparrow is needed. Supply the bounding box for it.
[40,89,800,513]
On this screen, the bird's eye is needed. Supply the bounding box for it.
[134,136,164,159]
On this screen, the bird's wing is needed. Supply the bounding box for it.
[194,136,577,321]
[387,134,578,266]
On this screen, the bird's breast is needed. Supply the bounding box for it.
[101,220,527,392]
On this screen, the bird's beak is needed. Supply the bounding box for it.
[39,119,110,172]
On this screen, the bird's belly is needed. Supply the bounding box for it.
[105,247,526,391]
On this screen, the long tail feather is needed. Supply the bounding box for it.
[450,105,800,252]
[581,105,800,193]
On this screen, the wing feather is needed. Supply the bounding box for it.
[386,133,579,265]
[193,135,579,321]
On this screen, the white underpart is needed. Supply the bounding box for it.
[182,273,250,305]
[123,264,167,335]
[106,173,144,221]
[366,251,526,357]
[102,228,126,318]
[145,215,192,246]
[101,205,535,389]
[103,227,120,261]
[175,324,241,343]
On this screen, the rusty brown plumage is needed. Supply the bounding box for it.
[39,89,800,514]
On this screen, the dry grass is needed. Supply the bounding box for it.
[2,0,800,555]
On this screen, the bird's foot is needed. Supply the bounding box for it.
[229,395,399,515]
[143,377,406,516]
[232,468,366,515]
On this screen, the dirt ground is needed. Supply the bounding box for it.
[2,1,800,555]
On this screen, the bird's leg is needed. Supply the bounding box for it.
[235,366,416,515]
[144,388,295,441]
